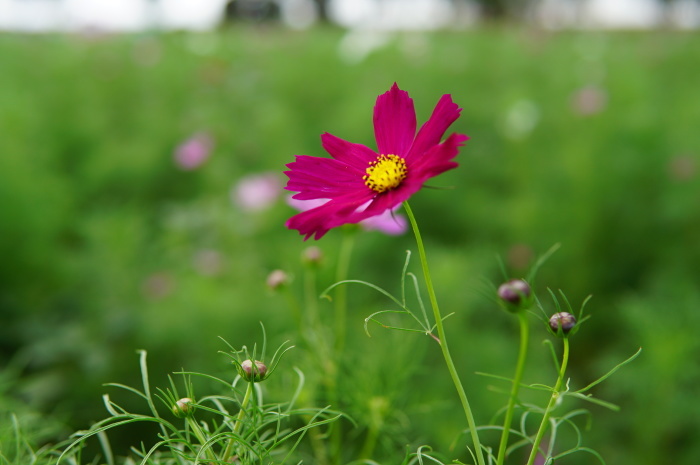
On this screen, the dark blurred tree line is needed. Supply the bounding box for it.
[223,0,531,23]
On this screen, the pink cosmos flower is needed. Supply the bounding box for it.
[232,172,283,212]
[285,83,468,240]
[571,85,608,116]
[174,132,213,170]
[359,207,408,235]
[287,196,408,236]
[142,272,174,300]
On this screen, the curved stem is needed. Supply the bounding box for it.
[526,337,570,465]
[334,227,356,354]
[304,265,320,330]
[283,284,304,336]
[187,417,217,463]
[403,202,485,465]
[496,311,530,465]
[223,381,255,461]
[330,228,356,464]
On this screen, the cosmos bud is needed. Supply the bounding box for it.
[549,312,577,335]
[266,269,289,290]
[238,359,268,382]
[497,279,532,312]
[172,397,195,418]
[302,246,323,266]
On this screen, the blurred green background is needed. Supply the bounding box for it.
[1,23,699,464]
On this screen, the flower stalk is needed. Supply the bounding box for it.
[496,310,530,465]
[404,201,485,465]
[334,227,356,354]
[526,337,570,465]
[223,381,255,461]
[186,415,217,463]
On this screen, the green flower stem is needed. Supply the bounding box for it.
[334,227,356,353]
[403,202,486,465]
[359,414,381,459]
[223,381,255,461]
[281,285,305,340]
[187,416,217,463]
[330,227,356,464]
[496,311,530,465]
[300,250,338,464]
[304,265,320,330]
[526,337,570,465]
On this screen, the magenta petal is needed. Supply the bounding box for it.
[286,207,333,240]
[321,133,378,170]
[342,188,410,226]
[407,94,463,163]
[373,83,417,157]
[287,196,328,211]
[409,133,468,181]
[285,155,365,199]
[286,191,375,240]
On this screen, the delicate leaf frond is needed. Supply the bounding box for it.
[542,339,561,372]
[102,383,148,401]
[575,347,642,394]
[400,250,412,306]
[321,279,403,307]
[527,243,561,284]
[406,272,431,329]
[566,392,620,411]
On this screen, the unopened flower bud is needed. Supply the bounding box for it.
[172,397,195,418]
[302,246,323,266]
[497,279,531,311]
[239,359,268,382]
[549,312,577,335]
[266,269,288,290]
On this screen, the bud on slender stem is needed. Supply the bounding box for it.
[497,279,532,312]
[302,246,324,266]
[238,359,268,382]
[549,312,577,335]
[172,397,195,418]
[266,270,289,290]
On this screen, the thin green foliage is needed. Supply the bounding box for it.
[322,250,452,340]
[469,275,639,465]
[55,340,339,465]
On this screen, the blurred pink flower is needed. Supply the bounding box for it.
[357,207,408,235]
[507,243,534,271]
[142,272,175,300]
[668,154,697,182]
[287,196,407,236]
[533,440,549,465]
[232,173,283,212]
[571,85,608,116]
[174,132,213,170]
[193,249,224,276]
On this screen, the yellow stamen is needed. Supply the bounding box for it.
[363,154,408,193]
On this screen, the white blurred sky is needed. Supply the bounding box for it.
[0,0,698,32]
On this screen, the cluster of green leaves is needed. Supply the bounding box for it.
[57,348,340,465]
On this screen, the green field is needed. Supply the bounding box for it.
[1,26,699,464]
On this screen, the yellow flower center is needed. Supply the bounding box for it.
[363,154,408,193]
